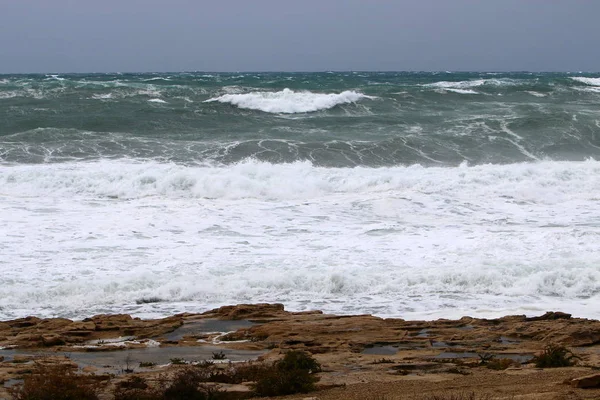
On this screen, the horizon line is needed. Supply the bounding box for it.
[1,70,599,75]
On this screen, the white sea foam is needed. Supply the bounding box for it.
[427,79,486,89]
[137,89,162,97]
[204,88,374,113]
[571,77,600,86]
[144,77,171,82]
[524,91,546,97]
[222,86,244,94]
[148,98,167,103]
[46,74,65,81]
[446,88,479,95]
[1,159,600,321]
[91,93,113,100]
[0,91,19,99]
[425,78,521,90]
[574,87,600,94]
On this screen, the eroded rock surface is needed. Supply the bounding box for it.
[2,304,600,399]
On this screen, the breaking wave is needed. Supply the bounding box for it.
[2,158,599,201]
[424,78,523,90]
[204,88,374,113]
[445,88,479,95]
[2,158,600,320]
[571,77,600,86]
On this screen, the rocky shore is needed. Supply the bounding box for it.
[1,304,600,399]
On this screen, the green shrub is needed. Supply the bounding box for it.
[113,368,226,400]
[278,350,321,373]
[113,377,160,400]
[161,368,223,400]
[371,358,395,364]
[139,361,157,368]
[117,376,149,390]
[533,344,578,368]
[252,350,321,397]
[477,353,494,365]
[114,352,321,399]
[9,364,100,400]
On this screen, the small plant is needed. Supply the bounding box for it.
[196,360,214,368]
[170,357,187,365]
[217,361,272,384]
[534,344,579,368]
[114,368,227,400]
[277,349,321,373]
[160,367,225,400]
[477,353,494,365]
[113,376,161,400]
[252,350,321,397]
[371,358,395,364]
[139,361,156,368]
[118,375,148,390]
[122,353,135,373]
[9,363,100,400]
[211,351,226,360]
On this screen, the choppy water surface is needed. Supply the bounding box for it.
[1,72,599,320]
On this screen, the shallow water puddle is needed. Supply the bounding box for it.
[0,345,266,374]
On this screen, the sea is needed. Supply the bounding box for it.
[1,72,600,321]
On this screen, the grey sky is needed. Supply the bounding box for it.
[1,0,598,73]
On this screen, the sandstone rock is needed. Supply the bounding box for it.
[42,334,66,346]
[208,303,286,320]
[37,318,72,330]
[64,321,95,331]
[1,305,600,400]
[81,366,98,373]
[62,330,94,337]
[8,317,42,328]
[12,333,44,347]
[13,355,35,363]
[526,311,572,321]
[570,373,600,388]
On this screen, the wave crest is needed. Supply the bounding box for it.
[2,159,599,201]
[204,88,374,113]
[571,77,600,87]
[425,78,522,90]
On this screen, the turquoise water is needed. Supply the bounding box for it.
[2,72,600,166]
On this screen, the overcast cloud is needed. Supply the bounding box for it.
[0,0,598,73]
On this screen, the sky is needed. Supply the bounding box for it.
[1,0,599,73]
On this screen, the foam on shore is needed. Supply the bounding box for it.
[1,159,599,320]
